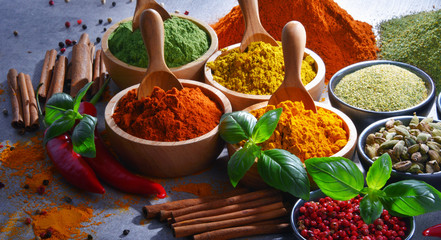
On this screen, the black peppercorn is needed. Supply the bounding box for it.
[112,1,116,7]
[13,31,18,36]
[42,180,49,186]
[87,234,93,240]
[72,40,77,45]
[3,109,8,115]
[23,184,29,189]
[58,42,65,48]
[103,28,107,32]
[82,24,87,30]
[98,19,103,24]
[96,37,101,43]
[123,229,130,235]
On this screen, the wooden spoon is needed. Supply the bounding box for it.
[238,0,278,52]
[268,21,317,113]
[137,9,183,100]
[132,0,171,30]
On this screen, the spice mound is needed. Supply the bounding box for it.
[112,87,222,142]
[365,116,441,174]
[207,41,317,95]
[108,17,210,68]
[249,101,347,161]
[334,64,428,112]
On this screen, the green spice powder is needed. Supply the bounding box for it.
[378,9,441,94]
[334,64,427,112]
[108,17,210,68]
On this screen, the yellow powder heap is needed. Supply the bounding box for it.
[207,41,317,95]
[30,204,94,240]
[250,101,348,161]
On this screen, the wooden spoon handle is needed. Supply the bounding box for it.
[282,21,306,88]
[140,9,168,73]
[133,0,170,30]
[239,0,264,31]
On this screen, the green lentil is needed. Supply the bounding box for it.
[334,64,427,112]
[378,9,441,94]
[108,17,210,68]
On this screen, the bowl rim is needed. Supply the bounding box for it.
[101,13,218,72]
[203,42,326,100]
[437,92,441,116]
[328,60,436,114]
[290,189,416,240]
[357,115,441,177]
[104,79,232,146]
[234,101,357,159]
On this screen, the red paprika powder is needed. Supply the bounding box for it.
[112,87,222,142]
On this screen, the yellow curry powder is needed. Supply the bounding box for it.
[250,101,348,161]
[207,41,317,95]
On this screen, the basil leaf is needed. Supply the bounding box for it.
[366,153,392,190]
[359,194,383,224]
[305,157,364,200]
[379,180,441,216]
[73,82,93,112]
[252,108,282,144]
[220,111,257,144]
[43,109,76,145]
[227,143,261,187]
[258,149,310,200]
[44,93,74,125]
[72,114,97,158]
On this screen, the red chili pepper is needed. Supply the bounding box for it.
[423,223,441,237]
[46,134,105,194]
[79,102,167,198]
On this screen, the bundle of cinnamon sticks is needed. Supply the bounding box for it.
[37,33,107,104]
[7,69,39,132]
[142,188,292,240]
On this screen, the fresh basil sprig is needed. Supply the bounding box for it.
[219,109,310,200]
[305,153,441,224]
[43,82,97,158]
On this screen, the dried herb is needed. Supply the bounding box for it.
[378,9,441,94]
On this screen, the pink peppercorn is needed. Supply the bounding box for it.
[37,186,46,195]
[49,0,54,6]
[60,48,66,53]
[77,19,82,25]
[65,39,72,46]
[184,11,189,15]
[24,218,31,225]
[65,21,71,28]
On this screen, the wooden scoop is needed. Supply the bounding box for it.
[268,21,317,113]
[238,0,278,52]
[137,9,183,100]
[132,0,171,30]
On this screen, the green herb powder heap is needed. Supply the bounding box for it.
[378,9,441,93]
[334,64,427,112]
[108,17,210,68]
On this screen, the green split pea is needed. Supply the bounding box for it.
[108,16,210,68]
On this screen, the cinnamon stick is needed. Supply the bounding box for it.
[170,194,283,223]
[167,188,280,221]
[91,49,102,95]
[7,69,23,128]
[143,188,249,219]
[24,74,39,131]
[192,222,291,240]
[17,73,30,130]
[38,49,57,98]
[70,33,94,97]
[47,55,67,100]
[99,48,107,92]
[172,207,288,238]
[172,201,284,227]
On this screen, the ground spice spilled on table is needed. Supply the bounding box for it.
[207,41,316,95]
[249,101,348,162]
[112,87,222,142]
[212,0,377,83]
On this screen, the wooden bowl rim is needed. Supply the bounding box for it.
[101,14,218,73]
[104,79,232,146]
[238,101,357,158]
[203,42,326,101]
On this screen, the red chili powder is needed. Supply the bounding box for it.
[112,87,223,142]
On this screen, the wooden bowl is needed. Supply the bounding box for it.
[104,80,232,178]
[227,101,357,189]
[101,14,218,90]
[204,43,326,111]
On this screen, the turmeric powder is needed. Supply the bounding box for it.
[207,41,316,95]
[249,101,347,161]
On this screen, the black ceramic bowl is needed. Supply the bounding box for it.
[291,190,416,240]
[436,92,441,120]
[328,60,435,133]
[357,116,441,191]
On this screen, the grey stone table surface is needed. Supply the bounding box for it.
[1,0,440,239]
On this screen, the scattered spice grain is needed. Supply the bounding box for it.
[334,64,427,112]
